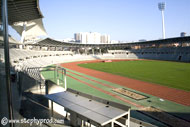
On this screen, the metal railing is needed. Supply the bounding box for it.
[54,65,67,91]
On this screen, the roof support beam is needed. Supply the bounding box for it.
[2,0,14,127]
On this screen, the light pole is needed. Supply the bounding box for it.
[158,2,166,39]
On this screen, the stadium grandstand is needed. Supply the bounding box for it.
[26,36,190,62]
[0,0,190,127]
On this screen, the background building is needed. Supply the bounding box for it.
[111,40,119,44]
[180,32,186,37]
[101,34,110,44]
[74,33,81,42]
[63,38,75,42]
[74,32,110,44]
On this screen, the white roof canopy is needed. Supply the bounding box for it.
[12,18,47,40]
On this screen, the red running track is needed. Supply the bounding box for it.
[61,60,190,106]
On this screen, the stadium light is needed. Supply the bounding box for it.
[158,2,166,39]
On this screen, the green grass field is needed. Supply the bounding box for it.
[78,60,190,91]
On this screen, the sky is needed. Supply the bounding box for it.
[10,0,190,42]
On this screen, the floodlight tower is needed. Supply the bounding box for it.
[158,2,166,39]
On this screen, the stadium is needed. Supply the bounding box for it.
[0,0,190,127]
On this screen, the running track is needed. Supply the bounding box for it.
[61,60,190,106]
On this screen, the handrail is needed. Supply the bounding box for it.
[54,65,67,91]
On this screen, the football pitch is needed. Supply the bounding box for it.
[78,60,190,91]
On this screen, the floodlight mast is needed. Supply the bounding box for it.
[158,2,166,39]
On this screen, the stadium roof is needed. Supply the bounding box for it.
[0,0,43,25]
[0,0,46,42]
[32,36,190,48]
[12,18,47,39]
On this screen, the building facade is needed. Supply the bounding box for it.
[101,34,110,44]
[180,32,186,37]
[74,32,110,44]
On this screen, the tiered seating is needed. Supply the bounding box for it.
[130,47,190,62]
[0,47,189,81]
[108,47,190,62]
[0,49,74,83]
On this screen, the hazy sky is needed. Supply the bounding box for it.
[10,0,190,42]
